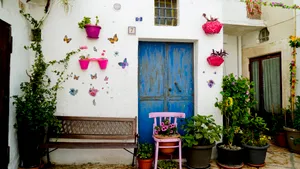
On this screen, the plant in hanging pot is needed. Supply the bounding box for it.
[78,54,90,70]
[97,52,108,70]
[207,49,228,66]
[137,143,154,169]
[154,118,180,154]
[13,10,81,169]
[78,16,101,39]
[202,13,223,34]
[215,74,257,168]
[181,114,222,169]
[241,114,270,167]
[284,96,300,153]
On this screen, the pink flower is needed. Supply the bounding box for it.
[160,122,165,126]
[170,124,176,128]
[80,46,88,50]
[162,126,168,131]
[101,53,105,56]
[155,131,158,135]
[170,130,173,134]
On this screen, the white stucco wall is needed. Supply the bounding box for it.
[0,1,31,169]
[19,0,224,164]
[223,34,240,76]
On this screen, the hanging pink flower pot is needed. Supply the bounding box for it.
[79,59,90,70]
[202,13,223,35]
[207,49,228,67]
[98,58,108,70]
[84,24,101,39]
[207,56,224,66]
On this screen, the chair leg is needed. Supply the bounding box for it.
[154,142,159,169]
[179,141,182,169]
[132,148,137,166]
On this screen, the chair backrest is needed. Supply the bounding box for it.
[149,112,185,134]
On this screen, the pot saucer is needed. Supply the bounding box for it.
[185,164,210,169]
[216,161,244,169]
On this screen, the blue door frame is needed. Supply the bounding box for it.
[138,42,194,143]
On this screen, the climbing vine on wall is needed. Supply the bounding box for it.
[240,0,300,11]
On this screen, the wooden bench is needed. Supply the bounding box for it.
[40,116,138,166]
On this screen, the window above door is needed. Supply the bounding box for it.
[154,0,178,26]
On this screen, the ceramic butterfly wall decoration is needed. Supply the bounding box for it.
[90,73,97,80]
[93,99,96,106]
[118,58,128,69]
[108,34,119,44]
[63,35,72,43]
[69,88,78,96]
[74,75,79,80]
[114,51,119,57]
[207,80,215,88]
[93,46,97,52]
[89,87,99,97]
[104,76,109,81]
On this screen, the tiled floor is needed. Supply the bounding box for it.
[49,143,298,169]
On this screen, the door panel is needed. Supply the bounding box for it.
[0,19,11,169]
[138,42,194,143]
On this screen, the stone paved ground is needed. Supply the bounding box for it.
[49,143,299,169]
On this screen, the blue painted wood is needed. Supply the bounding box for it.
[138,42,194,143]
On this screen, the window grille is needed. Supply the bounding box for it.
[259,28,269,43]
[154,0,178,26]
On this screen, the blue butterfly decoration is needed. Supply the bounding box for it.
[118,58,129,69]
[69,88,78,96]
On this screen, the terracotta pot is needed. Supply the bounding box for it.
[137,158,153,169]
[275,132,287,148]
[160,142,177,154]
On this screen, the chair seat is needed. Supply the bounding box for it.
[152,135,181,142]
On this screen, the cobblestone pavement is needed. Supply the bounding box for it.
[49,143,299,169]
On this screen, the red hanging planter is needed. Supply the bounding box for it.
[202,13,223,35]
[207,49,228,67]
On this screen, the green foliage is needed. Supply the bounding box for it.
[181,115,222,148]
[270,111,285,135]
[78,16,99,29]
[79,54,90,60]
[294,96,300,130]
[157,160,177,169]
[215,73,257,147]
[137,143,154,159]
[13,11,81,135]
[241,114,269,147]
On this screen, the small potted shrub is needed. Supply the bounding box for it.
[270,110,287,147]
[202,13,223,34]
[157,160,178,169]
[78,54,90,70]
[181,114,222,169]
[207,49,228,66]
[78,16,101,39]
[137,143,154,169]
[154,118,179,154]
[242,114,270,167]
[215,74,257,168]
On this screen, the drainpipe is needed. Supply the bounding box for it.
[237,36,242,76]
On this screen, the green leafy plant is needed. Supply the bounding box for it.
[215,73,257,149]
[79,54,90,60]
[13,10,81,136]
[157,160,178,169]
[181,115,222,148]
[154,118,178,136]
[137,143,154,159]
[241,114,270,147]
[78,16,99,29]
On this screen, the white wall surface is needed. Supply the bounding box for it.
[0,0,31,169]
[223,34,239,76]
[5,0,224,165]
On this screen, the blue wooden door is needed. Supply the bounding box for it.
[138,42,194,143]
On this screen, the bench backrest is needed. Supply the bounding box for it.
[51,116,137,141]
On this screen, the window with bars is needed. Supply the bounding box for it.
[259,28,269,43]
[154,0,178,26]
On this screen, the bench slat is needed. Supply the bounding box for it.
[40,142,137,149]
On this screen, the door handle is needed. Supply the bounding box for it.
[174,82,182,92]
[168,88,172,92]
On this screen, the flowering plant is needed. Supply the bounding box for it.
[154,119,178,136]
[289,36,300,48]
[210,49,228,58]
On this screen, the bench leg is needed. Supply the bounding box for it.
[44,148,52,168]
[132,147,137,167]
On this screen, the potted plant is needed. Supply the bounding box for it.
[97,52,108,70]
[284,96,300,153]
[207,49,228,67]
[137,143,154,169]
[157,160,178,169]
[154,118,179,154]
[13,11,81,169]
[78,54,90,70]
[202,13,223,34]
[78,16,101,39]
[215,74,257,168]
[270,110,287,147]
[181,115,222,169]
[241,114,270,167]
